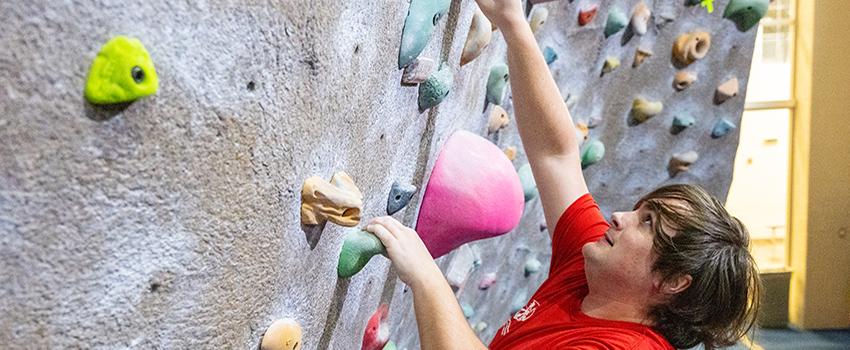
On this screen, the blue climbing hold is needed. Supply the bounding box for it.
[711,118,736,138]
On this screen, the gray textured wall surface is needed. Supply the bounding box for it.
[0,0,756,349]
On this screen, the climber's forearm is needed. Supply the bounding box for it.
[501,19,580,159]
[411,272,488,350]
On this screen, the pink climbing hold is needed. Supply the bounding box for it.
[416,130,525,258]
[362,304,390,350]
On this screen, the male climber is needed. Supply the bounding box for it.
[366,0,762,349]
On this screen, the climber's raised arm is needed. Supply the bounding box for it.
[475,0,589,235]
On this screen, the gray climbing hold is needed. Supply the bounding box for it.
[604,8,628,38]
[418,65,453,111]
[711,118,736,138]
[671,114,696,135]
[543,46,558,65]
[524,257,542,277]
[387,181,417,215]
[486,64,509,105]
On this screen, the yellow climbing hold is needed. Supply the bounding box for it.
[261,318,303,350]
[84,36,159,105]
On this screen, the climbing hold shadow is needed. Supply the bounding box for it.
[387,181,417,215]
[668,151,699,177]
[261,318,303,350]
[542,46,558,65]
[673,31,711,67]
[486,64,509,105]
[578,4,598,26]
[300,171,363,227]
[401,57,436,85]
[398,0,451,69]
[85,36,158,105]
[362,304,390,350]
[580,139,605,169]
[517,163,537,202]
[715,77,739,104]
[723,0,769,32]
[629,97,664,125]
[673,70,698,91]
[487,105,510,134]
[671,114,696,135]
[529,6,549,35]
[418,65,453,112]
[604,8,628,38]
[711,118,736,138]
[415,130,524,258]
[461,8,492,66]
[337,228,386,278]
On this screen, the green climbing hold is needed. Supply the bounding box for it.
[383,341,397,350]
[84,36,158,105]
[338,228,386,278]
[723,0,769,32]
[486,64,509,105]
[398,0,451,68]
[604,8,628,38]
[711,118,736,138]
[517,163,537,202]
[580,139,605,169]
[671,114,696,134]
[418,65,453,111]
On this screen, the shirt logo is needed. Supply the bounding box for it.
[513,299,540,322]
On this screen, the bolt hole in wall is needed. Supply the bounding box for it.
[725,0,795,272]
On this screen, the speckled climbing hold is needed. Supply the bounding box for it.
[633,48,652,68]
[578,4,599,26]
[338,228,386,278]
[486,64,509,105]
[416,130,524,258]
[711,118,736,138]
[301,171,363,227]
[387,181,417,215]
[362,304,390,350]
[418,65,453,111]
[668,151,699,177]
[630,1,651,36]
[529,6,549,34]
[671,114,696,135]
[674,70,697,91]
[715,77,739,104]
[84,36,159,105]
[461,302,475,319]
[723,0,769,32]
[261,318,303,350]
[543,46,558,65]
[398,0,451,69]
[524,257,542,277]
[461,8,492,66]
[604,8,628,38]
[504,146,517,161]
[631,97,664,124]
[580,139,605,169]
[488,105,510,134]
[517,163,537,202]
[382,341,397,350]
[473,322,488,333]
[478,272,497,290]
[401,57,436,85]
[673,31,711,66]
[601,57,620,75]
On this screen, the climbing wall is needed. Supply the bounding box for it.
[0,0,761,349]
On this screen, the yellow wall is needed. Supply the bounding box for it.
[789,0,850,329]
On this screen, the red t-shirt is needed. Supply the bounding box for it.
[488,193,674,350]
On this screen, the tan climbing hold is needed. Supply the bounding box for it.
[631,97,663,124]
[576,122,589,140]
[602,57,620,75]
[715,77,739,104]
[261,318,303,350]
[633,48,652,68]
[504,146,517,161]
[668,151,699,177]
[674,70,697,91]
[461,8,492,66]
[488,105,510,134]
[630,1,651,35]
[401,57,436,85]
[529,6,549,34]
[672,31,711,66]
[300,171,363,227]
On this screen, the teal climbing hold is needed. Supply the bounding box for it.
[382,341,397,350]
[723,0,769,32]
[398,0,451,69]
[461,302,475,319]
[85,36,159,105]
[711,118,736,138]
[524,257,541,277]
[418,65,453,111]
[517,163,537,202]
[543,46,558,65]
[337,228,386,278]
[604,8,628,38]
[486,64,509,105]
[580,139,605,169]
[387,181,417,215]
[671,114,696,134]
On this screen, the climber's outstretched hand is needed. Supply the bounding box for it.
[366,216,442,289]
[474,0,526,32]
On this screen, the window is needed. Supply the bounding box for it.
[725,0,795,271]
